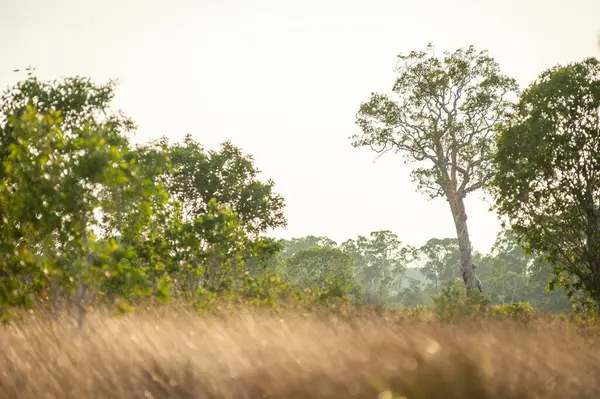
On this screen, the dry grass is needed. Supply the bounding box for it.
[1,307,599,398]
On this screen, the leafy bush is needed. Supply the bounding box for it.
[431,280,490,322]
[0,74,297,322]
[490,302,535,322]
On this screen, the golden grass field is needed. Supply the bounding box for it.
[1,307,599,398]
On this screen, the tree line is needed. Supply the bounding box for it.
[0,41,599,318]
[272,229,570,312]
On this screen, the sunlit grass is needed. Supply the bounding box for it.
[1,306,599,398]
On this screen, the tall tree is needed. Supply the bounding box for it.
[490,57,600,306]
[352,44,518,295]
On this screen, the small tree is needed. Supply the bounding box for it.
[490,57,600,307]
[352,44,518,295]
[0,72,167,323]
[0,105,150,325]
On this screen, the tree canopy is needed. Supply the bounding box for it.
[280,246,362,301]
[136,135,286,236]
[490,57,600,306]
[341,230,413,307]
[418,238,460,292]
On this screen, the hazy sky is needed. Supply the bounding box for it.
[1,0,599,252]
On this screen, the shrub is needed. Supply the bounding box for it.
[431,280,490,322]
[490,302,535,322]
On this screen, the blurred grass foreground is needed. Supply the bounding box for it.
[1,306,600,399]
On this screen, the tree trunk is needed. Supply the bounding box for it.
[75,225,92,330]
[76,263,87,330]
[446,187,480,296]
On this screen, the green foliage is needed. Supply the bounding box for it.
[275,229,572,312]
[473,230,570,311]
[490,57,600,306]
[474,231,527,304]
[490,302,534,322]
[418,238,460,292]
[342,230,413,307]
[0,103,149,312]
[136,135,286,235]
[524,258,571,312]
[0,70,134,179]
[280,246,362,303]
[190,269,299,313]
[3,51,589,321]
[0,73,296,321]
[277,236,338,259]
[243,237,284,276]
[353,43,517,200]
[249,235,339,276]
[431,280,466,321]
[397,277,432,307]
[432,280,490,322]
[0,72,160,318]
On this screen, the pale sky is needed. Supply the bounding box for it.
[1,0,599,253]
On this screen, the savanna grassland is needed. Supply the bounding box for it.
[2,34,600,399]
[1,306,600,399]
